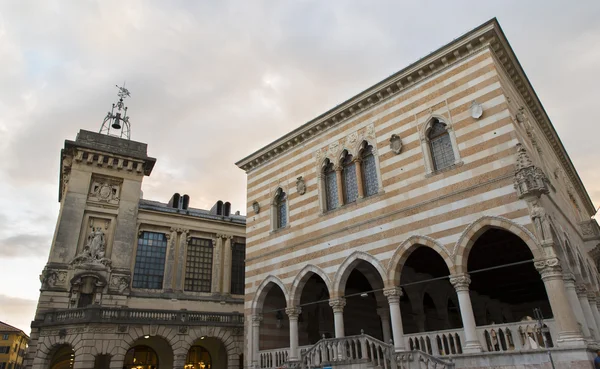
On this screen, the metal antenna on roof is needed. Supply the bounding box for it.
[99,84,131,139]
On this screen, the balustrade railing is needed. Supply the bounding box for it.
[405,328,464,356]
[476,319,556,352]
[259,348,289,369]
[36,306,243,327]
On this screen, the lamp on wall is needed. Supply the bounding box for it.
[276,310,283,329]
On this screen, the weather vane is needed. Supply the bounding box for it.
[99,84,132,139]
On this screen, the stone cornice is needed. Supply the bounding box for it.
[235,18,596,216]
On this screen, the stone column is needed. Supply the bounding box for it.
[175,230,189,291]
[535,258,586,346]
[376,307,392,344]
[354,158,364,199]
[329,298,346,337]
[449,274,482,353]
[576,284,599,340]
[335,166,344,207]
[384,287,406,351]
[588,292,600,339]
[163,228,178,291]
[563,274,591,338]
[222,235,233,295]
[211,236,223,293]
[286,307,302,361]
[173,353,186,369]
[251,314,263,368]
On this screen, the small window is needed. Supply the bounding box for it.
[230,242,246,295]
[323,160,339,211]
[428,118,455,171]
[274,188,287,229]
[361,143,379,197]
[341,151,358,204]
[132,232,167,289]
[184,238,213,293]
[1,335,7,340]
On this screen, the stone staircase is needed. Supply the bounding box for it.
[286,333,454,369]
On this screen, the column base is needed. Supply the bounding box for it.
[556,331,587,348]
[462,342,483,353]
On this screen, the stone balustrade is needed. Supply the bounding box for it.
[33,306,244,327]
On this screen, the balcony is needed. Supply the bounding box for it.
[32,306,244,328]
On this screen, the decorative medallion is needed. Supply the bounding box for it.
[88,176,121,205]
[470,101,483,119]
[296,176,306,195]
[389,134,403,155]
[252,201,260,214]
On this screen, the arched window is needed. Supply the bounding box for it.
[360,142,378,197]
[124,346,158,369]
[428,118,455,171]
[341,151,358,204]
[274,188,287,229]
[323,160,338,211]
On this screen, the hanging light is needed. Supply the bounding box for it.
[275,310,283,329]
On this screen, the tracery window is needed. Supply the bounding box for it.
[428,118,455,171]
[323,160,339,211]
[230,242,245,295]
[360,142,378,197]
[184,237,213,293]
[274,188,287,229]
[342,151,358,204]
[132,232,167,289]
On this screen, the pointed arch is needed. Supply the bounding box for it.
[252,275,290,313]
[333,251,388,297]
[387,235,454,284]
[289,265,333,306]
[453,216,542,274]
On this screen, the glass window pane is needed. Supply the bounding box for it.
[184,238,213,293]
[230,242,246,295]
[132,232,167,290]
[324,163,339,211]
[362,149,379,197]
[430,133,455,171]
[343,159,358,204]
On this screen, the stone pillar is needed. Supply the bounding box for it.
[329,298,346,338]
[335,166,344,207]
[449,274,482,353]
[175,230,189,291]
[286,307,302,361]
[563,274,591,338]
[163,228,178,291]
[173,353,187,369]
[355,158,364,199]
[376,307,392,344]
[588,292,600,339]
[384,287,406,351]
[251,314,263,368]
[535,258,586,346]
[211,236,223,293]
[576,284,599,340]
[222,235,233,295]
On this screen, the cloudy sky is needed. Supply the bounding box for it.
[1,0,599,333]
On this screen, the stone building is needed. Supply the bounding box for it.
[0,321,29,369]
[25,93,246,369]
[235,19,600,368]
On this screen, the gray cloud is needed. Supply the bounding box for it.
[0,295,37,334]
[0,234,51,258]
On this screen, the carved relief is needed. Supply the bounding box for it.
[61,155,72,201]
[40,268,67,289]
[513,144,548,200]
[71,220,112,268]
[109,274,131,293]
[88,176,122,205]
[515,106,526,124]
[470,101,483,119]
[389,134,402,155]
[252,201,260,214]
[296,176,306,195]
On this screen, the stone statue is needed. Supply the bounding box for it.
[71,225,112,268]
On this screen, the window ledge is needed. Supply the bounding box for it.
[320,190,386,216]
[425,160,464,178]
[269,224,290,235]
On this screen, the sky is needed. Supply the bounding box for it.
[1,0,599,334]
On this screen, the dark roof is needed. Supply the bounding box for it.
[0,321,29,339]
[139,199,246,225]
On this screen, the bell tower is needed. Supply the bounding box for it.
[29,86,156,353]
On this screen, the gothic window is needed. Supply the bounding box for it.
[132,232,167,289]
[231,242,245,295]
[361,142,379,197]
[323,159,339,211]
[184,238,213,293]
[428,118,455,171]
[342,151,358,204]
[274,188,287,229]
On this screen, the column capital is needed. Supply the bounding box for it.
[449,273,471,292]
[383,287,403,303]
[587,292,597,303]
[563,272,577,284]
[534,258,563,281]
[285,307,302,319]
[329,298,346,313]
[251,314,263,325]
[575,284,588,298]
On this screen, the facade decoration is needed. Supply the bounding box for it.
[515,106,526,124]
[389,134,403,155]
[40,268,67,289]
[88,176,121,205]
[513,143,548,200]
[470,101,483,119]
[252,201,261,214]
[71,223,112,268]
[296,176,306,195]
[109,274,130,293]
